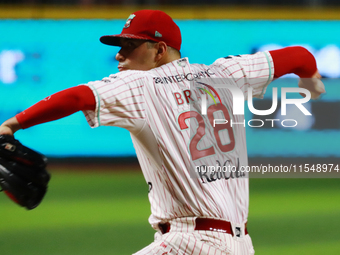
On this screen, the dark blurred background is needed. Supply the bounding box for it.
[0,0,339,6]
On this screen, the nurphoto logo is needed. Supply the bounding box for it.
[196,79,312,128]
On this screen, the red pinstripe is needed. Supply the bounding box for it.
[84,53,273,255]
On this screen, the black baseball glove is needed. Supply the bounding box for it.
[0,135,50,210]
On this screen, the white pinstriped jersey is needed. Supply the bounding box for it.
[83,52,274,230]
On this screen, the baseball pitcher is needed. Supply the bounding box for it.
[0,10,325,255]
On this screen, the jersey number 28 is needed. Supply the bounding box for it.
[177,103,235,161]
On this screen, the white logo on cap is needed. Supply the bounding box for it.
[124,14,136,29]
[155,31,162,37]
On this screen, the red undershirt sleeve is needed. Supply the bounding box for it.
[16,85,96,129]
[269,46,317,78]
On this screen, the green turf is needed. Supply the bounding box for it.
[249,178,340,255]
[0,171,155,255]
[1,171,340,255]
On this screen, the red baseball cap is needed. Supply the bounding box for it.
[100,10,182,51]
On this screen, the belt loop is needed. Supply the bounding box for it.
[159,222,170,234]
[231,222,246,239]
